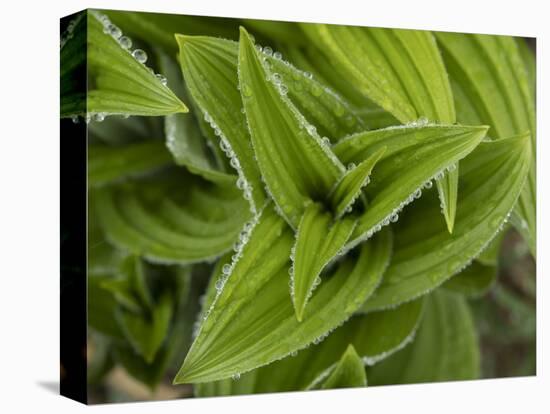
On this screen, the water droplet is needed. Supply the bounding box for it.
[417,116,428,126]
[347,162,356,170]
[132,49,147,64]
[413,188,422,199]
[230,157,240,169]
[92,112,105,122]
[263,46,273,56]
[71,115,79,124]
[306,125,316,135]
[241,83,253,98]
[222,264,232,274]
[279,84,288,95]
[304,71,313,79]
[447,163,457,172]
[155,73,168,86]
[311,84,322,97]
[312,277,321,289]
[272,73,282,85]
[236,177,246,190]
[321,137,331,146]
[220,139,230,153]
[424,180,433,189]
[273,51,282,60]
[290,351,298,357]
[118,36,132,49]
[390,213,399,223]
[255,44,262,52]
[109,25,122,39]
[232,373,241,381]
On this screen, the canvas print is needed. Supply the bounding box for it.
[60,8,536,404]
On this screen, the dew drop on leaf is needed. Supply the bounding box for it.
[108,25,122,39]
[118,36,132,49]
[241,83,253,98]
[155,73,168,86]
[132,49,147,64]
[311,84,323,97]
[92,112,105,122]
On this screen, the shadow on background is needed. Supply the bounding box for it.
[37,381,60,395]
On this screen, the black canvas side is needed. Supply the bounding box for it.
[60,10,88,405]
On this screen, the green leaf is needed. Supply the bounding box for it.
[368,290,480,385]
[333,124,487,250]
[196,298,422,396]
[88,140,173,187]
[179,35,366,146]
[266,51,367,140]
[88,115,153,145]
[114,267,197,389]
[329,147,386,218]
[105,9,238,54]
[516,38,536,96]
[173,205,392,384]
[362,133,531,311]
[88,201,125,275]
[157,51,236,184]
[116,293,173,363]
[60,12,87,116]
[308,344,367,390]
[435,32,536,257]
[300,25,455,124]
[241,19,307,46]
[300,25,459,231]
[93,169,250,264]
[83,10,187,118]
[435,161,458,233]
[476,227,507,266]
[99,255,153,313]
[291,203,356,321]
[239,27,345,228]
[278,45,371,110]
[88,274,125,340]
[443,261,496,297]
[176,35,266,214]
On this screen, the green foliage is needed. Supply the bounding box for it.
[61,9,536,402]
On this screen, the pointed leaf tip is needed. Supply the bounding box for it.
[329,146,386,218]
[238,23,344,228]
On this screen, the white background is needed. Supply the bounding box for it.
[0,0,548,412]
